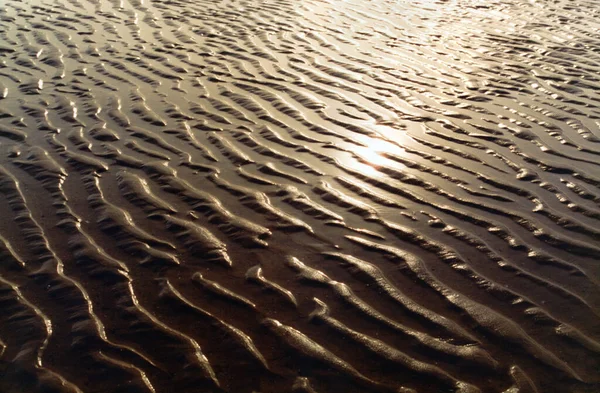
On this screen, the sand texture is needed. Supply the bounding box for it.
[0,0,600,392]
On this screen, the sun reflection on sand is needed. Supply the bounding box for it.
[331,132,410,179]
[333,121,415,177]
[354,140,395,167]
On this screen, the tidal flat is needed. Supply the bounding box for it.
[0,0,599,392]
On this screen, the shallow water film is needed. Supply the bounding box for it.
[1,0,600,392]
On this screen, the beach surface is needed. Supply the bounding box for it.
[0,0,600,392]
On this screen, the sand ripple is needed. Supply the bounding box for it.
[0,0,600,392]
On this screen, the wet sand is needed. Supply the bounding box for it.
[0,0,600,392]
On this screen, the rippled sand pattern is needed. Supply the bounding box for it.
[1,0,600,392]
